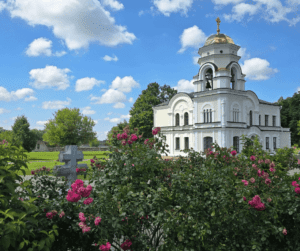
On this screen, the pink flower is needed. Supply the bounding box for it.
[242,180,248,186]
[95,217,102,225]
[243,196,246,201]
[267,198,272,203]
[120,239,132,250]
[283,229,287,235]
[99,242,111,251]
[250,178,255,183]
[231,150,237,156]
[83,197,93,205]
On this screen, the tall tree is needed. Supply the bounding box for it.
[42,107,97,147]
[10,115,39,153]
[274,91,300,147]
[127,82,178,142]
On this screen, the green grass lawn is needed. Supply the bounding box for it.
[2,147,300,182]
[2,150,113,181]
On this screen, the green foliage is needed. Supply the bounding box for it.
[10,115,39,154]
[88,137,100,147]
[106,119,130,149]
[42,107,97,147]
[274,91,300,147]
[0,142,58,250]
[127,82,178,143]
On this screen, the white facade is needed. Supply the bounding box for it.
[152,21,291,159]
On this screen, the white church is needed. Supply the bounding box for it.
[152,17,291,159]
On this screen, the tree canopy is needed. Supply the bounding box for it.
[42,107,98,147]
[273,91,300,147]
[10,115,39,153]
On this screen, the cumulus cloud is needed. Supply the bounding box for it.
[28,65,73,90]
[216,0,300,26]
[25,37,66,57]
[0,87,36,102]
[152,0,194,17]
[75,77,105,92]
[4,0,136,51]
[241,58,279,80]
[88,76,140,108]
[237,47,251,61]
[172,79,194,93]
[103,55,118,61]
[178,25,207,53]
[101,0,124,11]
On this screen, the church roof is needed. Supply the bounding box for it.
[204,33,235,47]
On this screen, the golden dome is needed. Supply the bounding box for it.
[204,33,235,46]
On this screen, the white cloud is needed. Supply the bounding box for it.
[0,87,36,102]
[25,37,67,57]
[237,47,251,61]
[212,0,243,5]
[0,108,10,115]
[101,0,124,11]
[103,55,118,61]
[216,0,300,26]
[75,77,105,92]
[172,79,194,93]
[193,56,199,65]
[241,58,279,80]
[41,97,72,110]
[153,0,194,17]
[138,10,144,16]
[28,65,73,90]
[178,25,207,53]
[4,0,136,51]
[88,76,140,108]
[223,3,261,22]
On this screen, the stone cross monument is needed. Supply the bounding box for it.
[52,145,88,191]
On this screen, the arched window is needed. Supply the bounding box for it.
[175,113,180,126]
[250,110,253,126]
[184,112,189,125]
[203,110,206,123]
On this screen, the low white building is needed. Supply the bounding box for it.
[152,17,291,159]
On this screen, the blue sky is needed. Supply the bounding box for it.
[0,0,299,142]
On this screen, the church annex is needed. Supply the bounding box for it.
[152,17,291,158]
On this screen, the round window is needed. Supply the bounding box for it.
[220,50,223,53]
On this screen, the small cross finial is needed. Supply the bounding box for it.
[216,17,221,35]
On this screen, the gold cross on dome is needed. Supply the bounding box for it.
[216,17,221,35]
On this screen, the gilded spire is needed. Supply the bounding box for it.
[216,17,221,35]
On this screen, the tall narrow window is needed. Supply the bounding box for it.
[176,137,180,150]
[184,112,189,125]
[259,115,261,126]
[184,137,189,150]
[203,110,206,123]
[265,115,269,126]
[206,109,209,123]
[210,109,212,122]
[273,137,276,150]
[250,110,253,126]
[233,136,239,153]
[176,113,179,126]
[266,137,269,150]
[272,116,276,127]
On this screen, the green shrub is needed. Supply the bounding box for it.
[0,143,59,251]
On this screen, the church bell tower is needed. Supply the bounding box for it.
[193,17,246,92]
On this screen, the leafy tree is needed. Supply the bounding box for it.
[42,107,97,147]
[88,137,100,147]
[10,115,39,153]
[274,91,300,147]
[127,82,178,143]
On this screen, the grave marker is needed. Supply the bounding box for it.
[52,145,88,191]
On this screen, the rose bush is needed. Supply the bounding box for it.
[9,128,300,250]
